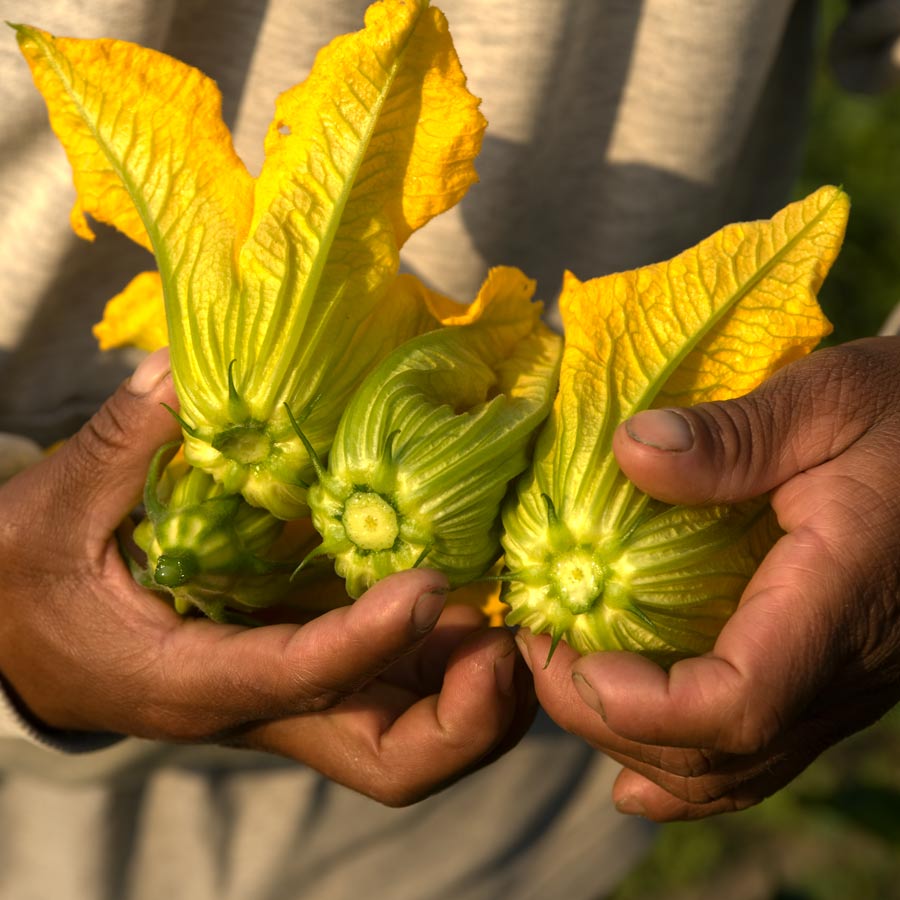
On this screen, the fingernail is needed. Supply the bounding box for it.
[128,348,171,396]
[625,409,693,452]
[514,631,533,672]
[572,671,606,719]
[616,795,647,817]
[412,589,446,634]
[494,644,516,695]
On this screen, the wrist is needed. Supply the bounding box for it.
[0,670,122,753]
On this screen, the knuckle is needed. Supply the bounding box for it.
[689,399,776,501]
[651,745,716,778]
[680,777,723,806]
[720,703,782,757]
[131,698,217,743]
[72,397,134,471]
[165,715,218,744]
[785,340,895,439]
[286,668,353,714]
[673,770,749,806]
[727,790,764,813]
[802,346,877,428]
[435,709,494,758]
[278,630,374,714]
[691,787,761,815]
[367,773,429,808]
[138,679,248,744]
[133,642,237,743]
[132,670,226,742]
[295,689,349,715]
[689,338,900,501]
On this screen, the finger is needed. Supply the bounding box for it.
[609,704,857,821]
[577,392,900,756]
[428,628,874,820]
[39,348,181,544]
[380,603,488,694]
[610,765,778,822]
[602,729,799,811]
[517,630,721,778]
[568,527,850,755]
[606,683,899,820]
[383,625,518,789]
[477,639,537,769]
[611,339,895,505]
[105,568,451,741]
[245,627,521,806]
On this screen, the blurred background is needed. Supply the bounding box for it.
[610,2,900,898]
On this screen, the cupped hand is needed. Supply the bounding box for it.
[519,336,900,821]
[0,349,534,806]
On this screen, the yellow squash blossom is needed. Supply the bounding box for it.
[126,271,449,621]
[14,0,485,519]
[501,186,850,666]
[306,266,563,598]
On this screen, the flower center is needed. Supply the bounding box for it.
[551,548,605,614]
[343,491,399,552]
[212,424,272,466]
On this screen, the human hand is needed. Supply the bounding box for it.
[517,336,900,820]
[0,349,534,806]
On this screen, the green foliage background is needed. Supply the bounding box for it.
[795,3,900,340]
[610,3,900,898]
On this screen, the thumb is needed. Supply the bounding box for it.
[611,342,886,505]
[45,348,181,537]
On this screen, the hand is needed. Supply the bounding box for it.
[0,349,534,806]
[518,336,900,820]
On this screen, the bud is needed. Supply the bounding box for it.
[133,448,300,621]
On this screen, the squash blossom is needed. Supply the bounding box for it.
[13,0,486,519]
[131,448,305,622]
[502,186,850,666]
[305,267,563,598]
[126,275,444,618]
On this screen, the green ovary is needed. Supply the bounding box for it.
[502,494,778,664]
[153,552,199,587]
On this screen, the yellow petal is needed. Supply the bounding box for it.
[93,270,167,352]
[232,0,485,419]
[183,0,485,517]
[426,265,542,330]
[14,24,254,402]
[250,0,483,248]
[17,6,486,521]
[555,185,846,530]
